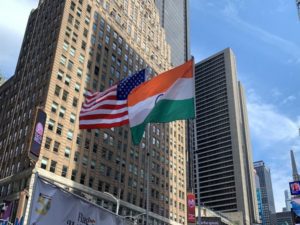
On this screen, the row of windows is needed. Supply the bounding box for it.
[39,155,185,215]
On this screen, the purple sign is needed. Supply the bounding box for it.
[29,109,47,161]
[290,181,300,195]
[0,201,12,220]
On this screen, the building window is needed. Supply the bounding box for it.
[70,46,76,57]
[63,41,69,51]
[77,68,83,77]
[72,32,78,43]
[59,106,66,118]
[105,35,110,44]
[48,119,55,131]
[65,75,71,85]
[74,151,79,162]
[53,141,60,152]
[54,85,61,96]
[61,166,68,177]
[64,147,71,158]
[65,26,72,37]
[79,54,85,64]
[93,143,98,153]
[56,123,63,135]
[76,8,82,17]
[98,181,103,191]
[74,20,80,30]
[71,170,77,181]
[70,1,75,11]
[67,130,73,140]
[81,41,86,50]
[88,177,94,187]
[62,90,69,101]
[80,173,85,184]
[100,164,105,175]
[83,28,88,37]
[72,97,78,107]
[91,160,96,170]
[75,83,80,92]
[82,155,88,166]
[67,60,74,70]
[70,113,76,123]
[57,70,64,80]
[41,157,48,169]
[51,102,58,113]
[50,160,57,173]
[45,137,52,149]
[60,55,67,65]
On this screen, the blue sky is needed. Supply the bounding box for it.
[190,0,300,212]
[0,0,299,212]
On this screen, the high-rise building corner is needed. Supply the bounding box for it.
[192,48,259,225]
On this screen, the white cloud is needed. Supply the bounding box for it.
[269,164,291,211]
[247,91,299,146]
[0,0,38,76]
[282,95,297,104]
[0,1,37,35]
[247,89,300,211]
[221,0,300,62]
[248,102,298,145]
[271,89,282,98]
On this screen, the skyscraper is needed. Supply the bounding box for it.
[255,169,264,224]
[273,211,293,225]
[0,74,5,86]
[296,0,300,20]
[0,0,188,224]
[283,190,291,212]
[291,150,300,181]
[254,161,276,225]
[193,48,259,225]
[155,0,190,66]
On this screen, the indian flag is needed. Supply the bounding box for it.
[128,60,195,144]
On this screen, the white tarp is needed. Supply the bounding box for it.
[28,177,124,225]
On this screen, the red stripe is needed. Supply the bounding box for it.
[79,119,129,129]
[83,95,117,108]
[85,86,117,102]
[80,103,127,113]
[80,111,128,120]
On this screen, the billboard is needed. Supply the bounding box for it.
[28,177,124,225]
[291,198,300,225]
[187,193,196,223]
[290,181,300,195]
[0,201,12,221]
[200,217,221,225]
[28,109,47,161]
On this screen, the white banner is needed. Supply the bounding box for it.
[28,177,124,225]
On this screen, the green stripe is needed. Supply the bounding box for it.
[131,98,195,145]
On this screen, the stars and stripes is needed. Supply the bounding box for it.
[79,69,146,129]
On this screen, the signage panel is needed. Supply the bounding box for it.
[29,177,124,225]
[200,217,221,225]
[290,181,300,195]
[29,109,47,161]
[187,193,196,223]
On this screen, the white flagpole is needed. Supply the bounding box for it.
[191,57,201,225]
[25,170,38,225]
[146,123,151,225]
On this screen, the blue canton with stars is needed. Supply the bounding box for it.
[117,69,146,100]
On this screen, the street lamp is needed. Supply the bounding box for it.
[103,192,120,215]
[123,213,146,225]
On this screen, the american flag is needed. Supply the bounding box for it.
[79,70,146,129]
